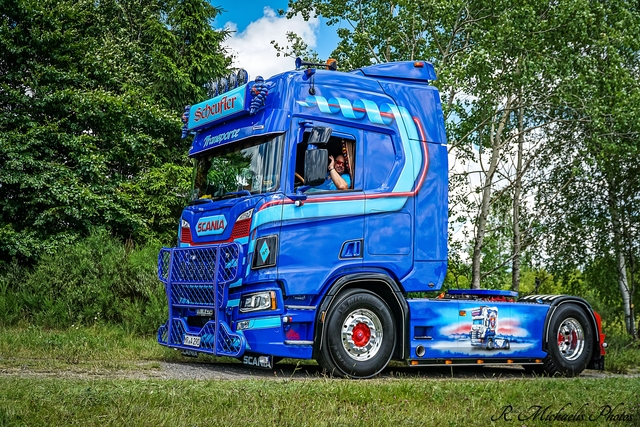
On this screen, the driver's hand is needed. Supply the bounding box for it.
[328,155,335,170]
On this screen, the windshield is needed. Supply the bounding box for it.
[192,133,285,199]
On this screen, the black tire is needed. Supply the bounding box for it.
[505,339,510,350]
[542,304,594,377]
[487,338,494,350]
[317,289,396,378]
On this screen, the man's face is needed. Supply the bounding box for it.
[334,155,346,174]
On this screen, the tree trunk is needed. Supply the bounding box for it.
[512,101,524,292]
[471,97,512,289]
[608,185,636,336]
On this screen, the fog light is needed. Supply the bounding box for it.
[236,320,250,331]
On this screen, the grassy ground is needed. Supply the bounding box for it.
[0,377,638,426]
[0,326,639,426]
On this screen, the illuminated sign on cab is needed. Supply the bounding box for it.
[187,85,247,131]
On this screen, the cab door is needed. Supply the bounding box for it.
[277,120,365,297]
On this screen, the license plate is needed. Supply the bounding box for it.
[183,335,201,347]
[196,309,214,317]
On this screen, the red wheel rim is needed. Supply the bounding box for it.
[352,322,371,347]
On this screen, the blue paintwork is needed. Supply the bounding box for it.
[407,299,549,359]
[158,60,564,367]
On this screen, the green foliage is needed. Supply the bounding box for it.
[0,230,166,334]
[271,30,323,63]
[605,328,640,374]
[0,0,231,262]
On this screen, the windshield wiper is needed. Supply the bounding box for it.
[225,190,251,198]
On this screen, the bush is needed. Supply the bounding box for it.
[0,230,168,335]
[600,326,640,374]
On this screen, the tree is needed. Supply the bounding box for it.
[533,0,640,336]
[0,0,231,262]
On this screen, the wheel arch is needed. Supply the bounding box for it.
[541,296,601,364]
[313,272,409,360]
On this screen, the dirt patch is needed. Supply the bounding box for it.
[1,360,636,381]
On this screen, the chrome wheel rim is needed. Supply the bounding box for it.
[341,308,383,361]
[557,317,585,361]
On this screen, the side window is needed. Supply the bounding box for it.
[294,132,358,192]
[363,132,395,191]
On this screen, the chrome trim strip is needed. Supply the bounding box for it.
[284,305,316,310]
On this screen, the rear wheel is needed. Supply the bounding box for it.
[317,289,396,378]
[487,338,494,350]
[543,304,594,377]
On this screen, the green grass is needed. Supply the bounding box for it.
[0,324,222,374]
[0,377,638,426]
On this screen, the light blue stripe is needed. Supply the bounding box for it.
[229,279,243,289]
[337,98,357,119]
[365,197,408,212]
[227,298,240,307]
[282,199,364,220]
[398,106,422,187]
[315,96,332,114]
[388,104,416,193]
[362,99,384,124]
[247,316,281,330]
[251,205,282,233]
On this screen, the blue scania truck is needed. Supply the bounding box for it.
[157,59,606,378]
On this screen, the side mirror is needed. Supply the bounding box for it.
[304,148,328,186]
[308,126,332,144]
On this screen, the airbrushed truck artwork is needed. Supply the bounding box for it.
[156,58,607,378]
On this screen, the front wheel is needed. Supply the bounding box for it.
[317,289,396,378]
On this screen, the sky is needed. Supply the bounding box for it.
[212,1,340,80]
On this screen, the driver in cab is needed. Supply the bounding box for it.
[308,154,350,192]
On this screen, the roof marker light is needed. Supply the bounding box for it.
[414,61,425,68]
[237,69,249,86]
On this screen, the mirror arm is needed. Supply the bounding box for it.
[287,186,310,207]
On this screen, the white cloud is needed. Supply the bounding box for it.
[223,7,319,81]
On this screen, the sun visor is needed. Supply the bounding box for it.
[188,108,289,157]
[356,61,437,82]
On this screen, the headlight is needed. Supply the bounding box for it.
[240,291,276,313]
[237,209,254,221]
